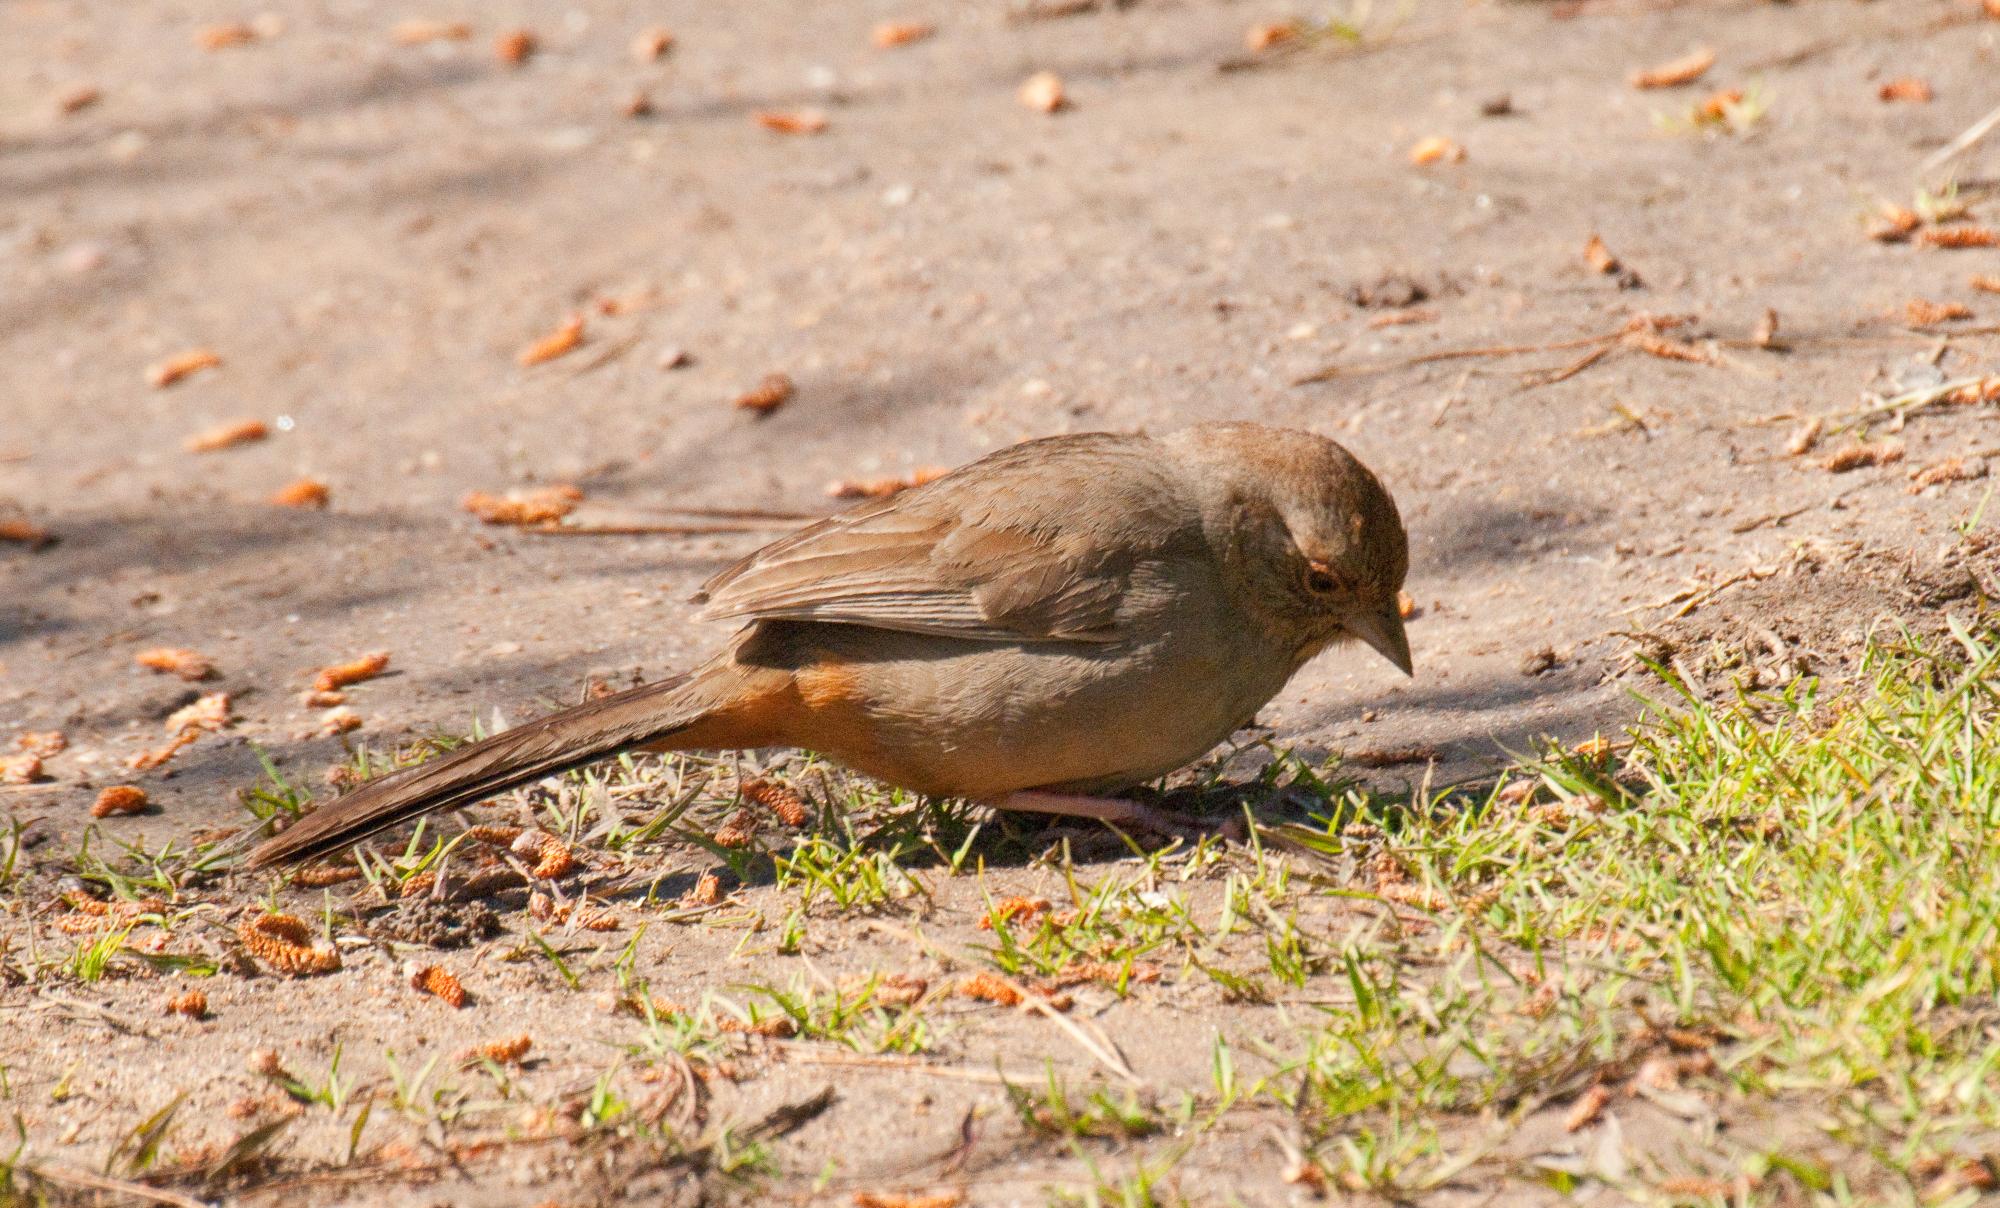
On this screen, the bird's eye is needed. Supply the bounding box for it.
[1304,560,1342,594]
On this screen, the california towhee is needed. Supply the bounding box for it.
[250,421,1410,865]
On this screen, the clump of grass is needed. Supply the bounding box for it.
[1253,623,2000,1199]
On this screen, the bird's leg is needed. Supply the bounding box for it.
[990,790,1213,838]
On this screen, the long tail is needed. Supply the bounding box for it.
[249,669,719,867]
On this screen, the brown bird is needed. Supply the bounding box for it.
[249,422,1410,866]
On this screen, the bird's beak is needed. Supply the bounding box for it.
[1347,601,1413,677]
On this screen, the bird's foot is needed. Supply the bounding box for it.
[990,790,1241,842]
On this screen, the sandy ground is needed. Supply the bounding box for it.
[2,0,1999,1203]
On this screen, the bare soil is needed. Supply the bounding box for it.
[2,0,1998,1203]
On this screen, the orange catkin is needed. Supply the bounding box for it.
[239,913,341,975]
[412,965,468,1008]
[135,647,214,681]
[742,778,810,827]
[313,652,389,692]
[91,786,149,818]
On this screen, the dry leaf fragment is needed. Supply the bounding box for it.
[1564,1084,1611,1131]
[270,477,330,508]
[164,989,208,1019]
[734,372,795,413]
[167,693,231,734]
[872,21,934,48]
[313,652,389,692]
[1822,442,1904,473]
[754,109,829,135]
[56,84,101,114]
[136,648,214,684]
[1631,47,1715,89]
[239,913,341,975]
[461,485,581,526]
[1877,77,1933,103]
[1784,417,1822,457]
[146,348,221,388]
[1866,203,1921,243]
[1906,299,1974,326]
[825,465,948,499]
[0,519,53,548]
[517,315,584,366]
[1408,135,1465,166]
[391,19,470,44]
[853,1193,963,1208]
[1909,457,1987,491]
[412,965,468,1008]
[1583,234,1621,275]
[742,778,810,826]
[302,689,345,709]
[1696,88,1745,123]
[979,896,1051,930]
[1752,307,1780,348]
[678,870,722,908]
[195,23,258,50]
[1244,21,1301,52]
[1972,274,2000,295]
[16,731,67,757]
[185,418,268,453]
[320,707,362,736]
[91,785,149,817]
[0,754,43,785]
[1018,71,1065,114]
[126,730,199,772]
[494,29,535,65]
[1867,203,1922,243]
[464,1034,533,1064]
[1917,225,2000,250]
[631,27,674,60]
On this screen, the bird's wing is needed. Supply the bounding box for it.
[692,432,1193,643]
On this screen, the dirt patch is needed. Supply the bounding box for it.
[4,0,2000,1201]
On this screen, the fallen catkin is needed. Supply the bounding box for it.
[742,778,810,827]
[411,965,467,1008]
[238,913,341,975]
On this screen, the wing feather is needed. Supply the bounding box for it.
[691,432,1194,643]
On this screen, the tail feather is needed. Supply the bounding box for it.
[248,671,704,867]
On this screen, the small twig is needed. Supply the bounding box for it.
[518,522,785,537]
[1729,503,1816,535]
[1519,344,1616,390]
[562,331,643,378]
[776,1046,1019,1085]
[1921,101,2000,178]
[18,1162,211,1208]
[1835,375,1997,423]
[1295,333,1612,385]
